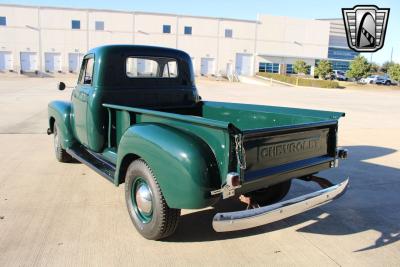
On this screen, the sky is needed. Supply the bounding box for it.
[0,0,398,64]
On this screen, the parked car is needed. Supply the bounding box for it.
[48,45,349,240]
[333,70,347,81]
[375,76,392,85]
[360,75,379,84]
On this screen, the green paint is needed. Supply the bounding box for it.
[116,123,221,209]
[48,101,75,149]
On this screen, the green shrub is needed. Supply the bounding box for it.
[388,63,400,82]
[257,72,339,88]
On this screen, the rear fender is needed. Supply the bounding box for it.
[115,123,220,209]
[48,101,75,149]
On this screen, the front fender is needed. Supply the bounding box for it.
[115,123,220,209]
[48,101,75,149]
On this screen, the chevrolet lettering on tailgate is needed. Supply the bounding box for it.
[259,136,322,160]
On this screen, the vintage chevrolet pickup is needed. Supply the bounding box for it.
[48,45,349,240]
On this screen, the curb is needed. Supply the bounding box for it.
[255,75,341,90]
[255,75,295,87]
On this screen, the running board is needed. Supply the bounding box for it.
[66,145,116,183]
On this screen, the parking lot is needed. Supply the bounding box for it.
[0,76,399,266]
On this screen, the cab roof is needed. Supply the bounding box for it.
[87,44,191,60]
[85,45,195,89]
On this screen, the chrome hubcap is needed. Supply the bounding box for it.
[135,183,153,216]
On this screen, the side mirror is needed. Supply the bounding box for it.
[58,82,66,91]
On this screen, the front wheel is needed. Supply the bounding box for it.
[53,124,72,162]
[247,180,292,206]
[125,159,180,240]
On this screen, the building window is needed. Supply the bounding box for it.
[329,60,350,72]
[286,64,294,74]
[225,29,233,38]
[163,25,171,34]
[259,63,266,72]
[95,21,104,31]
[184,26,192,35]
[71,20,81,29]
[259,62,279,73]
[328,47,358,60]
[0,16,6,26]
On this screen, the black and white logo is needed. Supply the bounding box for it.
[342,5,390,52]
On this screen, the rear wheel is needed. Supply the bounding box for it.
[53,124,72,162]
[248,180,292,206]
[125,159,180,240]
[385,80,391,85]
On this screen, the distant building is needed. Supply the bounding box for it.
[0,4,350,76]
[318,18,359,72]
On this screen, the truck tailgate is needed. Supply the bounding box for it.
[242,121,337,186]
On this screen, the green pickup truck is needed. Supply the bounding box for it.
[48,45,349,240]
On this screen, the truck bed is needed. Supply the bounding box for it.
[103,101,344,192]
[200,101,344,132]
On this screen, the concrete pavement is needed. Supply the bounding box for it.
[0,76,399,266]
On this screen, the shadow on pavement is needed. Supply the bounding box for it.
[165,146,400,252]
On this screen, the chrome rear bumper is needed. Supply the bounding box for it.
[212,178,349,232]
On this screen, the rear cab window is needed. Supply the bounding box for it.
[126,57,178,78]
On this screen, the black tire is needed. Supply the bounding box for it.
[248,180,292,206]
[385,80,391,85]
[125,159,180,240]
[53,124,72,163]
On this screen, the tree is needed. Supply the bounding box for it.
[314,60,333,79]
[381,61,395,73]
[294,60,309,75]
[370,62,380,73]
[346,55,371,80]
[388,64,400,83]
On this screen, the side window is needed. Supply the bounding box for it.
[78,58,94,85]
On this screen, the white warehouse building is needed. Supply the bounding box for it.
[0,4,343,76]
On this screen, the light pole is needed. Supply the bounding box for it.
[25,24,42,75]
[390,47,393,62]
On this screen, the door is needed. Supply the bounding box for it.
[53,53,62,72]
[68,53,83,73]
[20,52,37,72]
[0,51,13,71]
[200,58,215,76]
[72,55,94,146]
[235,53,252,76]
[45,53,62,73]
